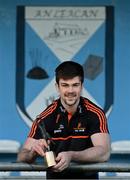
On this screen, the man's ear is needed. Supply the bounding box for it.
[55,82,59,92]
[81,83,83,90]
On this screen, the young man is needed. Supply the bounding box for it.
[17,61,111,179]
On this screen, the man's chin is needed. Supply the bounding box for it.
[65,100,76,106]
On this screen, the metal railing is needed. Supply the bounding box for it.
[0,161,130,172]
[0,151,130,180]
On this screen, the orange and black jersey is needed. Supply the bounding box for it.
[28,96,109,155]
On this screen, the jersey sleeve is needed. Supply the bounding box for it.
[27,100,59,139]
[88,108,109,136]
[28,117,42,139]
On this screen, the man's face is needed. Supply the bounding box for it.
[56,76,83,107]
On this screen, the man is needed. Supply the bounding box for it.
[17,61,111,179]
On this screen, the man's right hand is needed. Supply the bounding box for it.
[30,138,48,157]
[17,137,48,163]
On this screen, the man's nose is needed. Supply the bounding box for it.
[68,86,74,92]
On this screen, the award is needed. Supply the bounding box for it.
[45,148,56,167]
[38,121,56,167]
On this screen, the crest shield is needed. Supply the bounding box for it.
[16,6,114,127]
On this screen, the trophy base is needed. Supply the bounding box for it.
[45,151,56,167]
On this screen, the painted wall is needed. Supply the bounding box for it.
[0,0,130,148]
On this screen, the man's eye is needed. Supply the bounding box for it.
[73,84,80,87]
[61,84,68,87]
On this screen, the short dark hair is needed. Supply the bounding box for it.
[55,61,84,84]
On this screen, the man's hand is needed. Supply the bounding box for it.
[52,151,72,172]
[31,138,48,157]
[17,137,48,163]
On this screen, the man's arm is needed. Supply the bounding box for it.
[17,137,48,163]
[17,148,37,163]
[52,133,111,172]
[70,133,111,162]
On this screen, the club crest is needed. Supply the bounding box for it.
[16,6,114,127]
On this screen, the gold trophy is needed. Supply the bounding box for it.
[45,146,56,167]
[39,123,56,167]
